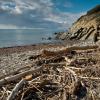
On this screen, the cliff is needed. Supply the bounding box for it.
[56,5,100,42]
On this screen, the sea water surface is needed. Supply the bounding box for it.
[0,29,55,48]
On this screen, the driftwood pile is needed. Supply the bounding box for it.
[0,45,100,100]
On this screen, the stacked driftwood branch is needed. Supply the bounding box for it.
[0,45,100,100]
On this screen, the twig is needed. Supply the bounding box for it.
[68,67,84,70]
[78,76,100,80]
[64,67,78,83]
[45,62,85,70]
[62,89,67,100]
[7,79,26,100]
[44,62,66,66]
[90,90,95,100]
[0,87,7,100]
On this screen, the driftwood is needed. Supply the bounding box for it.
[0,66,32,79]
[42,45,98,57]
[36,56,64,66]
[0,45,100,99]
[0,64,63,86]
[65,45,98,50]
[37,45,98,66]
[7,79,27,100]
[78,76,100,80]
[44,62,66,66]
[0,66,44,86]
[28,54,41,60]
[0,55,98,86]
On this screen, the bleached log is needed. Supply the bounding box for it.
[0,66,44,86]
[66,45,98,51]
[0,66,32,79]
[42,45,98,57]
[78,76,100,80]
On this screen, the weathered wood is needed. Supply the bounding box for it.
[0,66,32,79]
[65,45,98,51]
[36,56,64,66]
[78,76,100,80]
[7,79,26,100]
[46,62,85,70]
[44,62,66,66]
[0,66,44,86]
[39,45,98,67]
[42,45,98,57]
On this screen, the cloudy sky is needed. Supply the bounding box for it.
[0,0,100,32]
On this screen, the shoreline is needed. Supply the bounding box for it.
[0,39,97,55]
[0,42,66,79]
[0,43,60,55]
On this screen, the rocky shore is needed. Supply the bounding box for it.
[0,43,65,78]
[0,41,100,100]
[0,41,97,78]
[55,5,100,43]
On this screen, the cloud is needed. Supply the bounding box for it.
[0,24,19,29]
[0,0,86,31]
[39,0,54,6]
[0,0,54,15]
[43,11,85,29]
[0,24,45,29]
[63,1,73,8]
[56,1,73,8]
[12,0,54,15]
[0,0,38,14]
[11,6,22,14]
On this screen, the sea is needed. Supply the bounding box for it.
[0,29,56,48]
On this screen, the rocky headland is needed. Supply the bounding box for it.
[56,5,100,43]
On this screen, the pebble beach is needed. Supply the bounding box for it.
[0,43,65,78]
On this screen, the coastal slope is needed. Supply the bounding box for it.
[56,5,100,42]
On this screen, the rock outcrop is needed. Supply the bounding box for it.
[56,5,100,42]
